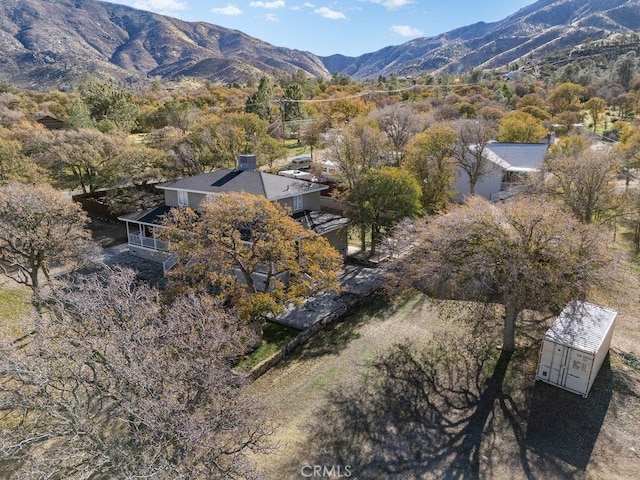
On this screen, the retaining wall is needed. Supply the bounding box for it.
[246,293,371,381]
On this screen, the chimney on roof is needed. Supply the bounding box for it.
[237,154,258,171]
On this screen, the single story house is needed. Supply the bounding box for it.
[454,142,549,201]
[118,155,349,272]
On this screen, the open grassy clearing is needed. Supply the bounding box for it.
[248,285,640,479]
[0,283,32,339]
[284,139,310,157]
[237,322,300,372]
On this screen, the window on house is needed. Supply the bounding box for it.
[292,195,303,212]
[177,190,188,207]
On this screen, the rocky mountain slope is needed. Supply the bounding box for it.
[325,0,640,78]
[0,0,639,90]
[0,0,329,89]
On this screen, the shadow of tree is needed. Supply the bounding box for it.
[304,325,583,479]
[525,356,613,470]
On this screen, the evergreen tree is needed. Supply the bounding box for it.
[245,76,273,121]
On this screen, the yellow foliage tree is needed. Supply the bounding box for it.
[404,125,457,213]
[548,82,586,114]
[498,111,548,143]
[160,193,343,331]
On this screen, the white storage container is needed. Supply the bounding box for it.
[535,301,617,397]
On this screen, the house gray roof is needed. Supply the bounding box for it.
[157,169,327,201]
[293,210,350,235]
[545,301,617,354]
[119,205,349,238]
[118,205,171,225]
[485,143,548,172]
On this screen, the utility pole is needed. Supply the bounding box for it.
[277,98,286,144]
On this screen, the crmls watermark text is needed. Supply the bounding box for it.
[300,464,352,478]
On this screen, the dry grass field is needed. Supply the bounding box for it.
[1,230,639,479]
[248,279,640,479]
[0,282,32,339]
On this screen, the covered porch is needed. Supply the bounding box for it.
[119,205,171,252]
[118,206,177,272]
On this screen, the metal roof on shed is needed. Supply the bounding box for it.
[545,301,617,354]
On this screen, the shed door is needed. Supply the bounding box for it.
[563,350,592,394]
[537,340,569,385]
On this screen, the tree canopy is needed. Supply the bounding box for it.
[396,196,613,352]
[0,182,95,291]
[548,82,586,114]
[403,125,457,214]
[78,79,139,132]
[349,166,422,256]
[0,268,268,479]
[245,76,274,121]
[0,133,46,184]
[43,129,126,193]
[545,148,618,224]
[498,111,548,143]
[160,193,342,328]
[585,97,607,133]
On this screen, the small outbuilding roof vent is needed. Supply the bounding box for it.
[237,154,258,171]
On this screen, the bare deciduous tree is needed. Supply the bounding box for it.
[0,267,269,479]
[326,117,389,191]
[299,118,327,161]
[545,148,618,224]
[453,119,498,196]
[373,104,426,165]
[395,196,614,352]
[0,182,96,292]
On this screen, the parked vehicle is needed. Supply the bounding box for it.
[289,155,312,169]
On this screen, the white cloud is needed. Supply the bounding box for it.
[265,13,279,21]
[210,4,243,15]
[108,0,187,11]
[250,1,285,8]
[291,2,314,10]
[134,0,187,9]
[369,0,413,11]
[315,7,346,20]
[390,25,423,37]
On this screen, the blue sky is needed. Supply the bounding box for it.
[106,0,536,57]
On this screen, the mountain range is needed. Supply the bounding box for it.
[1,0,639,90]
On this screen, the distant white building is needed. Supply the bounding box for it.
[454,142,549,201]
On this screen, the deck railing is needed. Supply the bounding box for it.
[163,254,178,273]
[128,233,166,251]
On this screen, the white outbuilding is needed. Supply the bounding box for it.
[535,301,617,398]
